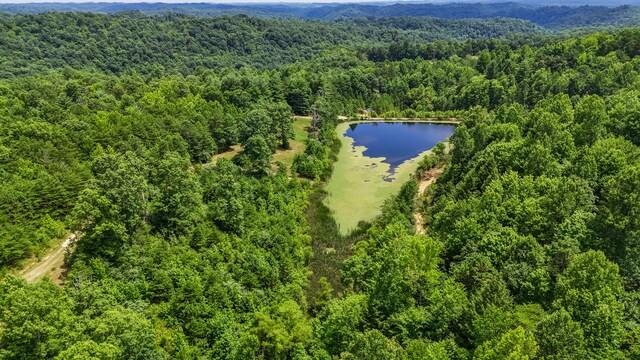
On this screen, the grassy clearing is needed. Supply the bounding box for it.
[210,117,310,173]
[292,117,311,142]
[273,117,310,170]
[324,122,437,235]
[211,144,243,161]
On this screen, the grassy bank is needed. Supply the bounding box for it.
[324,122,438,235]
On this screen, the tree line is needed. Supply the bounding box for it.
[0,2,639,30]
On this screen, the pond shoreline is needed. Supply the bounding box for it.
[324,121,456,234]
[294,115,462,125]
[343,117,462,124]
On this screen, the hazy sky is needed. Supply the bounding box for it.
[0,0,435,2]
[0,0,429,3]
[0,0,492,3]
[0,0,633,4]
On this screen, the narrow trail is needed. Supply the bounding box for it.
[19,233,76,285]
[415,167,444,235]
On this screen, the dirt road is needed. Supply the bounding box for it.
[20,233,75,285]
[415,167,444,235]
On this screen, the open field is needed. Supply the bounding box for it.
[324,122,439,235]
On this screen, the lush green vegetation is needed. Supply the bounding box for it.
[0,12,544,76]
[1,9,640,359]
[1,2,639,30]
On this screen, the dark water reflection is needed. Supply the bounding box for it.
[345,122,456,174]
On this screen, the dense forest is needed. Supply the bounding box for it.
[0,12,544,74]
[1,2,640,30]
[1,8,640,360]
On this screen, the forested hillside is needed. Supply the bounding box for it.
[1,2,640,30]
[0,13,543,75]
[302,3,640,29]
[0,9,640,360]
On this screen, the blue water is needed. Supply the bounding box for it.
[344,122,456,174]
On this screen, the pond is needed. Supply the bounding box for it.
[324,121,456,235]
[346,122,457,177]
